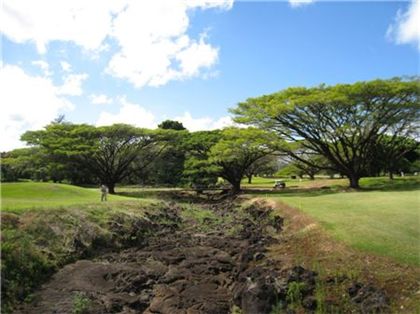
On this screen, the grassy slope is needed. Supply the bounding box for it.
[260,177,420,266]
[1,182,158,312]
[1,182,130,211]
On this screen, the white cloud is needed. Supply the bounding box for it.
[174,112,234,132]
[57,73,88,96]
[31,60,52,76]
[2,0,232,87]
[106,2,226,87]
[90,94,113,105]
[96,101,235,132]
[387,0,420,50]
[0,64,74,151]
[289,0,315,8]
[60,61,72,72]
[1,0,123,54]
[96,97,157,129]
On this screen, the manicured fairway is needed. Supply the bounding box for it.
[1,182,130,212]
[271,188,420,265]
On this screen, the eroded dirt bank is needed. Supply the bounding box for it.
[14,198,389,314]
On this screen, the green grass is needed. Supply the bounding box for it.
[1,182,131,212]
[242,176,348,189]
[243,175,420,191]
[268,182,420,265]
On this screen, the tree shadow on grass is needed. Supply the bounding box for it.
[244,177,420,197]
[359,177,420,192]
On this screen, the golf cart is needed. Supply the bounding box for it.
[273,180,286,189]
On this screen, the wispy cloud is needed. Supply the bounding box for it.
[57,73,89,96]
[31,60,52,76]
[174,112,234,131]
[96,97,157,129]
[0,64,74,151]
[289,0,315,8]
[387,0,420,50]
[90,94,113,105]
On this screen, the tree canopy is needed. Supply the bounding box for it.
[209,127,282,192]
[232,78,420,188]
[21,123,178,193]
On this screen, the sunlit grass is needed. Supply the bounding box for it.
[1,182,132,212]
[267,180,420,265]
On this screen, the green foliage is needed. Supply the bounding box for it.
[158,119,186,130]
[20,123,179,192]
[209,127,283,191]
[286,281,306,307]
[1,147,49,182]
[231,304,243,314]
[232,77,420,188]
[143,125,188,186]
[1,228,55,313]
[72,292,91,314]
[182,130,222,187]
[180,204,222,231]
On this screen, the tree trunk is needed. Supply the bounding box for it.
[309,174,315,180]
[108,183,116,194]
[348,174,360,189]
[389,171,394,180]
[247,175,252,184]
[231,181,241,194]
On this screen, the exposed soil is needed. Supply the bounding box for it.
[14,197,390,314]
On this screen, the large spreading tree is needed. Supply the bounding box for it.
[209,127,282,192]
[232,78,420,188]
[22,122,176,193]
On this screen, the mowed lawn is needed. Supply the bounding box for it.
[271,188,420,266]
[1,182,130,212]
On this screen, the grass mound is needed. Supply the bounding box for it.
[1,182,129,211]
[1,200,163,313]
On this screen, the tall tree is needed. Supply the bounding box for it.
[244,154,279,183]
[146,120,188,186]
[22,123,174,193]
[182,130,222,187]
[372,136,419,179]
[232,78,420,188]
[210,127,281,193]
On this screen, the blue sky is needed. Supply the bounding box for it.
[1,0,419,151]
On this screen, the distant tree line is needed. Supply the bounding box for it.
[1,120,281,193]
[1,77,419,191]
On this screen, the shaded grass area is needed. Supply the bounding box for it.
[261,178,420,266]
[1,182,131,212]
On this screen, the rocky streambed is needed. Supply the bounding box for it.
[14,198,389,314]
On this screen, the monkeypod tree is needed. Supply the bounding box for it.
[146,120,188,186]
[232,78,420,188]
[371,136,419,179]
[244,154,279,183]
[22,123,176,193]
[209,127,281,193]
[182,130,222,187]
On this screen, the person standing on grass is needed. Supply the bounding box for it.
[100,184,108,202]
